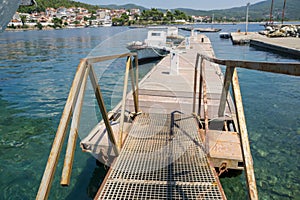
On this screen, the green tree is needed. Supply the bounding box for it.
[52,17,62,28]
[121,13,129,21]
[90,14,96,20]
[134,13,139,20]
[36,22,43,30]
[20,15,27,26]
[166,11,174,21]
[112,17,125,26]
[173,9,187,20]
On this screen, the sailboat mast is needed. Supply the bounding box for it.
[281,0,287,24]
[269,0,274,23]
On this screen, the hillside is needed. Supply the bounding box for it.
[18,0,100,13]
[17,0,300,21]
[100,4,148,11]
[101,0,300,21]
[207,0,300,21]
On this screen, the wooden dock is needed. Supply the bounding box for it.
[36,27,300,200]
[49,29,300,200]
[82,34,243,199]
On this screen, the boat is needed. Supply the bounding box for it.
[127,27,184,61]
[127,30,171,60]
[219,32,231,39]
[128,25,146,29]
[179,27,222,32]
[100,21,112,27]
[196,27,222,32]
[166,26,185,45]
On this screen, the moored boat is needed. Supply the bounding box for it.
[180,27,222,32]
[219,32,231,39]
[127,27,184,61]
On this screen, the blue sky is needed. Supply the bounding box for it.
[78,0,262,10]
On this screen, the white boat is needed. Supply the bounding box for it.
[100,21,112,27]
[127,30,172,60]
[127,27,184,61]
[219,32,231,39]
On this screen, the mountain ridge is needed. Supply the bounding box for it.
[100,0,300,21]
[18,0,300,21]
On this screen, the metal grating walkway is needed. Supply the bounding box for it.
[96,113,225,199]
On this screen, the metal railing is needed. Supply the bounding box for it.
[192,53,300,200]
[36,52,139,200]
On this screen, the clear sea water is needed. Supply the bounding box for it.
[0,23,299,199]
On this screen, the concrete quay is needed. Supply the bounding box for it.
[230,32,263,44]
[250,37,300,57]
[231,32,300,56]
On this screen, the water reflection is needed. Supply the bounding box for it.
[0,24,299,199]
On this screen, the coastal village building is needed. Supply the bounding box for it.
[8,6,205,29]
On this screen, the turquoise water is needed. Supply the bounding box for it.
[0,24,299,199]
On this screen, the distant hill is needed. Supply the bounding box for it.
[205,0,300,21]
[101,0,300,21]
[18,0,300,21]
[18,0,100,13]
[99,4,148,11]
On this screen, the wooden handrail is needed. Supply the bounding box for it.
[36,59,87,200]
[199,54,300,76]
[36,53,139,199]
[87,52,137,64]
[193,52,299,199]
[118,56,131,148]
[231,68,258,199]
[60,65,90,186]
[118,55,140,148]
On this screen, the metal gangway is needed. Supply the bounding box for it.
[36,36,300,200]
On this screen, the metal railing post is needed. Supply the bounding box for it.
[231,68,258,200]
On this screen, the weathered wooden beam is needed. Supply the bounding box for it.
[60,65,90,186]
[200,54,300,76]
[130,57,138,114]
[197,57,204,118]
[231,68,258,200]
[134,55,139,113]
[202,60,209,149]
[226,60,300,76]
[218,66,235,117]
[118,56,131,148]
[87,52,137,64]
[36,59,87,200]
[88,64,120,155]
[192,54,200,113]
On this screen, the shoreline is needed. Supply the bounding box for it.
[5,21,300,33]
